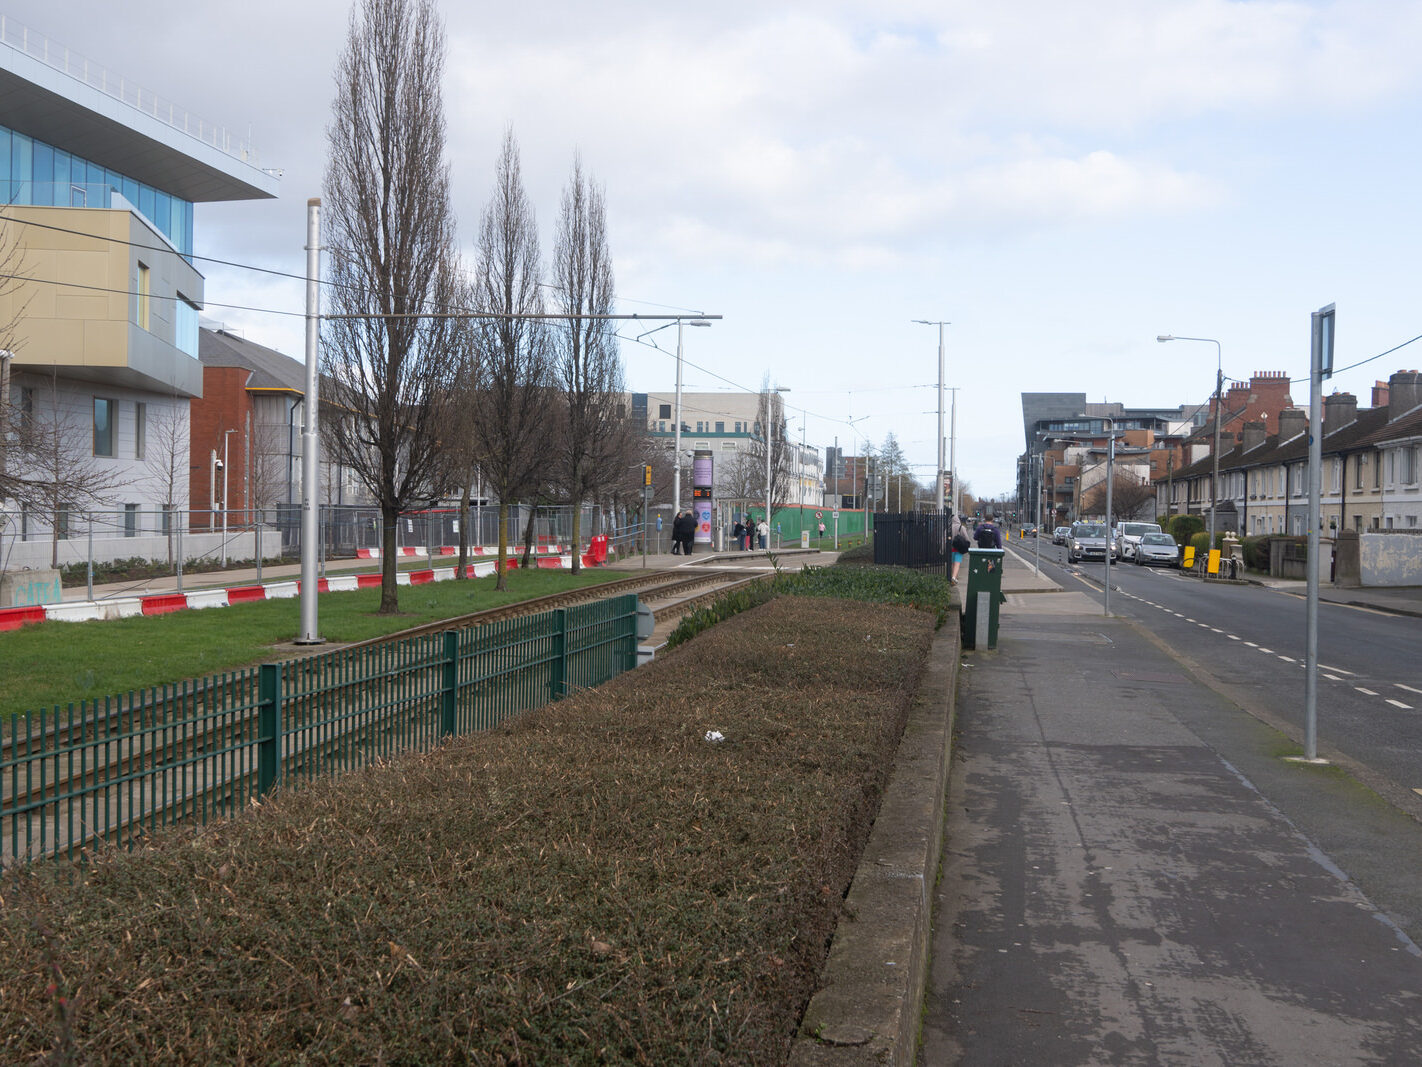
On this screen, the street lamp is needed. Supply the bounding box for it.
[221,428,237,566]
[765,386,789,548]
[1157,334,1222,557]
[637,318,710,518]
[913,319,950,511]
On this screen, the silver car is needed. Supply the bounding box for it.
[1133,532,1180,568]
[1067,522,1114,564]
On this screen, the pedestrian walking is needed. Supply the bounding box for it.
[733,518,746,551]
[757,518,769,549]
[951,516,972,585]
[973,510,1004,550]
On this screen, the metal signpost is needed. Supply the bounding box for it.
[1298,303,1335,765]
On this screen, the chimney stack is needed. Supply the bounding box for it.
[1276,407,1308,441]
[1387,370,1421,418]
[1323,392,1358,436]
[1241,420,1267,452]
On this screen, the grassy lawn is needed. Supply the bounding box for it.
[1,568,623,719]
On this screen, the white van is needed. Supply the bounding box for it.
[1115,521,1163,561]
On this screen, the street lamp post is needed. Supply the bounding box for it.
[913,319,950,511]
[221,428,236,566]
[1158,334,1223,559]
[636,318,710,521]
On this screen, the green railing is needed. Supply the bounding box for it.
[2,595,639,866]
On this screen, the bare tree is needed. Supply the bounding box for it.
[9,372,132,567]
[321,0,461,613]
[739,384,793,521]
[142,404,189,565]
[467,130,553,592]
[1083,470,1156,520]
[0,207,36,510]
[551,155,627,574]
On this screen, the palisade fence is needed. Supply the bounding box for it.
[872,512,952,577]
[0,503,637,577]
[2,594,640,867]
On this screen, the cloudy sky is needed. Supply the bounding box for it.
[13,0,1422,498]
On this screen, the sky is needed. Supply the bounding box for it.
[12,0,1422,499]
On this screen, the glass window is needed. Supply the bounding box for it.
[658,404,671,420]
[0,128,9,191]
[715,421,724,433]
[93,397,115,456]
[176,294,199,356]
[31,142,52,205]
[124,503,139,537]
[138,184,156,222]
[135,402,146,459]
[56,506,69,541]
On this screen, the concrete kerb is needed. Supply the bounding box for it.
[789,614,960,1066]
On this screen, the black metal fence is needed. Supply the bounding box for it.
[872,512,951,576]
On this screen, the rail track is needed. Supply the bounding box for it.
[2,566,769,864]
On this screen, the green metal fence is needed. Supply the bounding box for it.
[2,595,639,866]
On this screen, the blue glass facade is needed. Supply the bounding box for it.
[0,123,193,255]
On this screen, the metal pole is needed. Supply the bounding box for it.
[1303,304,1334,762]
[949,387,959,519]
[937,324,945,511]
[1104,419,1115,617]
[673,320,683,518]
[1210,351,1222,555]
[222,430,231,567]
[1033,454,1041,576]
[297,198,323,644]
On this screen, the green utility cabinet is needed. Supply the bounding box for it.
[962,547,1006,650]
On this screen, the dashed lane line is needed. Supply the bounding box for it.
[1386,699,1413,710]
[1398,684,1422,696]
[1320,664,1354,676]
[1356,687,1379,696]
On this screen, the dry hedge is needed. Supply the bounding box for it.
[1,596,935,1065]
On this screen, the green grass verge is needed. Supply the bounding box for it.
[0,596,935,1064]
[0,569,623,719]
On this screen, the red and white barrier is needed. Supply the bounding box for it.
[0,551,597,632]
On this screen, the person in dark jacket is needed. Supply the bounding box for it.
[973,510,1004,550]
[673,510,696,556]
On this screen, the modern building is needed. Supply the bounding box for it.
[0,19,277,569]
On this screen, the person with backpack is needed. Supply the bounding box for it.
[974,510,1004,550]
[950,516,972,585]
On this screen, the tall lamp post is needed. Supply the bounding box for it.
[637,318,711,519]
[221,427,236,566]
[1157,334,1222,555]
[913,319,950,511]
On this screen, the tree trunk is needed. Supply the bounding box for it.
[520,503,537,568]
[379,504,399,613]
[570,496,582,574]
[495,500,510,591]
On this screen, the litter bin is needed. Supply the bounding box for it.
[963,547,1006,650]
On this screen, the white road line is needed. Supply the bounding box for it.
[1386,699,1413,710]
[1356,687,1378,696]
[1210,628,1224,633]
[1185,618,1196,623]
[1397,684,1422,695]
[1244,641,1258,647]
[1325,675,1343,682]
[1319,664,1354,676]
[1259,647,1274,654]
[1227,635,1240,640]
[1278,655,1296,662]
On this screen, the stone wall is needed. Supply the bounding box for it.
[1360,531,1422,588]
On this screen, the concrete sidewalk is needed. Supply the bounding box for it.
[920,554,1422,1063]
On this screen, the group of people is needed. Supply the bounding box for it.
[949,509,1004,585]
[732,517,769,551]
[669,510,697,555]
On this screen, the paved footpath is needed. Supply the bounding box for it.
[921,549,1422,1065]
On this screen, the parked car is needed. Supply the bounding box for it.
[1052,526,1071,545]
[1134,532,1181,567]
[1021,524,1038,538]
[1067,522,1115,564]
[1114,521,1163,561]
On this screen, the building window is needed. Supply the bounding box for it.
[1355,454,1365,490]
[124,503,139,537]
[161,504,173,536]
[93,397,115,457]
[658,404,671,420]
[715,421,724,433]
[18,386,34,447]
[176,293,200,356]
[1406,446,1420,486]
[56,506,69,541]
[657,421,665,432]
[1374,451,1382,488]
[723,441,737,452]
[135,402,146,460]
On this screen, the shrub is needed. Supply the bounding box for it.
[1167,514,1203,545]
[1241,535,1269,572]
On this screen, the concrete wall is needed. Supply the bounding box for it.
[1360,531,1422,587]
[0,568,61,606]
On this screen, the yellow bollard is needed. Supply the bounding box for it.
[1183,546,1196,569]
[1207,548,1220,575]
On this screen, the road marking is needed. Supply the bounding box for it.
[1278,655,1296,662]
[1244,641,1258,647]
[1356,687,1378,696]
[1259,647,1274,654]
[1185,618,1196,623]
[1319,664,1354,676]
[1210,627,1224,633]
[1325,674,1344,682]
[1386,699,1413,710]
[1398,684,1422,695]
[1227,634,1240,640]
